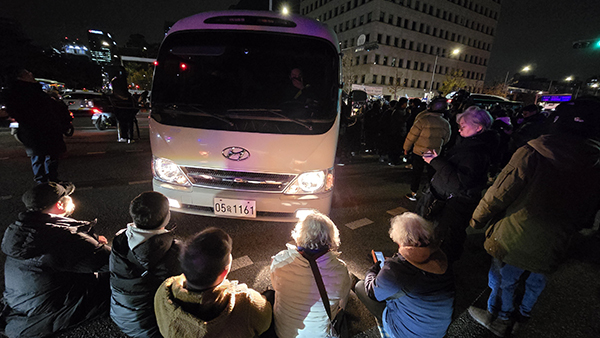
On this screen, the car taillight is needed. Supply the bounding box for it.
[69,112,74,118]
[91,108,102,114]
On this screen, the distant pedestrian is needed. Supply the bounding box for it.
[6,68,73,183]
[111,66,138,143]
[468,98,600,337]
[110,191,182,338]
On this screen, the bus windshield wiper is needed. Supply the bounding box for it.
[226,109,312,130]
[164,103,234,126]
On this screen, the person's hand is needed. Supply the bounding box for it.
[97,236,108,245]
[422,149,438,164]
[404,149,408,156]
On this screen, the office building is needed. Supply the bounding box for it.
[301,0,501,99]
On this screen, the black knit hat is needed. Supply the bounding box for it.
[552,97,600,139]
[180,227,233,291]
[22,182,75,211]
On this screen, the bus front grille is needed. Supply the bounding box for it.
[182,167,296,192]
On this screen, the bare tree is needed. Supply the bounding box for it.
[387,69,405,100]
[341,53,356,94]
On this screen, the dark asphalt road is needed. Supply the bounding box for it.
[0,115,598,338]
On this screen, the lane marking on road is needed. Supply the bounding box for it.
[128,180,152,185]
[1,195,13,200]
[387,206,409,216]
[0,157,9,160]
[345,218,373,230]
[231,255,253,272]
[87,151,106,155]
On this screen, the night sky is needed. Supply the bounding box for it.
[3,0,600,84]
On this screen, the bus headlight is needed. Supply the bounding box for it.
[152,157,191,187]
[284,168,334,194]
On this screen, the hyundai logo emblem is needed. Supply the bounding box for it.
[222,146,250,161]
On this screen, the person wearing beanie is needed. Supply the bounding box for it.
[109,191,182,338]
[1,182,111,337]
[154,227,272,338]
[468,98,600,337]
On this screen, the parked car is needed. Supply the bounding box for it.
[469,94,523,111]
[62,91,113,115]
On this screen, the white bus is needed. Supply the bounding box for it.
[149,11,341,221]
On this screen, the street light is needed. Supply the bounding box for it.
[565,76,574,82]
[522,65,532,72]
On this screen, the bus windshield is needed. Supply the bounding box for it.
[151,30,339,135]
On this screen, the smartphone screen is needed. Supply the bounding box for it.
[371,250,385,268]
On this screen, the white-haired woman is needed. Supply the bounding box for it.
[356,212,454,338]
[416,105,499,262]
[270,212,352,338]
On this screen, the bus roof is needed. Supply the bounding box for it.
[167,10,339,49]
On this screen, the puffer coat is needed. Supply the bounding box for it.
[2,211,111,338]
[109,226,182,338]
[403,111,451,156]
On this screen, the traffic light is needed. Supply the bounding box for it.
[573,38,600,49]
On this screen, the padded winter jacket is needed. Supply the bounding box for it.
[403,111,451,156]
[471,134,600,274]
[270,244,352,338]
[2,211,111,338]
[109,225,182,338]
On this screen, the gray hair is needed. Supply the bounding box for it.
[389,212,434,247]
[292,212,340,250]
[457,106,493,130]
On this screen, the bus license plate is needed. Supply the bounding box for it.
[213,198,256,218]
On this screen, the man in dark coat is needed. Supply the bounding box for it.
[6,69,72,183]
[1,182,111,337]
[109,191,182,338]
[468,98,600,337]
[507,104,547,156]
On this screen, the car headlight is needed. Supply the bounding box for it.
[152,157,191,186]
[284,168,334,194]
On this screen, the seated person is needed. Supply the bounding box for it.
[270,212,352,338]
[110,191,182,338]
[355,212,455,338]
[1,182,111,337]
[154,227,272,338]
[283,68,317,103]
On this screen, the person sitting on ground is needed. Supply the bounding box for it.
[109,191,182,338]
[270,212,352,338]
[1,182,111,338]
[154,227,272,338]
[355,212,455,338]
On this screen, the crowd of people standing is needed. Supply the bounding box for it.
[1,88,599,338]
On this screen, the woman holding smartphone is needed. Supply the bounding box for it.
[417,106,499,263]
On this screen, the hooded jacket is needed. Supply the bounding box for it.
[364,246,454,338]
[403,111,451,156]
[1,211,111,338]
[109,224,182,338]
[270,244,352,338]
[471,133,600,274]
[154,275,272,338]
